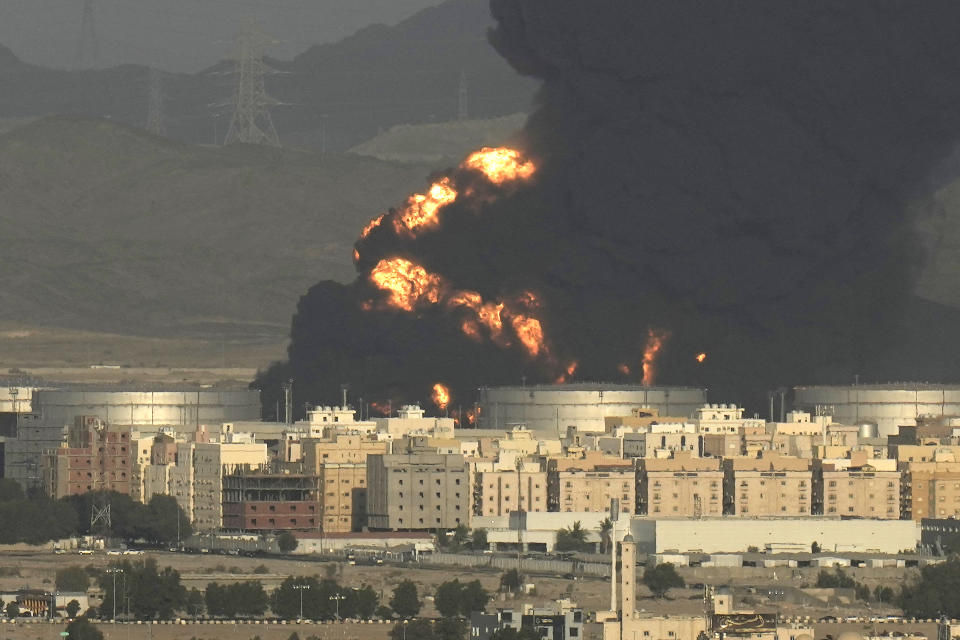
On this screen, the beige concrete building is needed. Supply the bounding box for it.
[814,454,900,518]
[302,434,388,471]
[366,453,472,530]
[548,461,635,515]
[318,462,368,533]
[475,469,548,518]
[723,452,812,516]
[900,457,960,520]
[693,404,764,434]
[638,452,723,516]
[375,405,454,438]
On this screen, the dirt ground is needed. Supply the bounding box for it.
[0,620,393,640]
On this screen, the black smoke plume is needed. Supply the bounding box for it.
[256,1,960,417]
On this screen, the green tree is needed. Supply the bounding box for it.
[233,581,268,617]
[459,581,489,616]
[65,600,81,619]
[435,580,463,618]
[64,616,104,640]
[375,605,393,620]
[450,524,470,548]
[471,528,488,551]
[899,557,960,618]
[815,568,855,589]
[140,495,192,544]
[56,566,90,592]
[390,580,421,619]
[642,563,685,598]
[99,559,185,620]
[811,541,821,554]
[185,588,204,617]
[345,585,378,619]
[0,480,23,502]
[4,601,17,618]
[599,518,613,554]
[277,532,298,554]
[390,619,434,640]
[555,521,592,553]
[500,569,521,593]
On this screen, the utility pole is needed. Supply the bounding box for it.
[457,69,469,120]
[330,593,345,621]
[293,584,310,620]
[146,67,165,136]
[106,568,122,620]
[75,0,99,70]
[224,21,281,147]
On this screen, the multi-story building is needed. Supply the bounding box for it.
[638,452,723,516]
[813,454,900,518]
[474,469,549,517]
[302,434,388,471]
[222,468,321,532]
[366,453,472,530]
[374,405,454,439]
[723,452,812,516]
[470,601,584,640]
[43,416,133,499]
[900,451,960,520]
[317,462,368,533]
[548,454,634,515]
[693,404,764,434]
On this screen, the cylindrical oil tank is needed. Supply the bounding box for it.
[32,388,261,429]
[478,383,707,437]
[793,384,960,436]
[856,420,879,440]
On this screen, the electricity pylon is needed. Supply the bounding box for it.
[146,67,166,136]
[75,0,99,70]
[458,69,469,121]
[224,22,281,147]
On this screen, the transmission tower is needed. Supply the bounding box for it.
[224,22,281,147]
[90,493,112,534]
[458,69,469,120]
[146,67,166,136]
[75,0,99,70]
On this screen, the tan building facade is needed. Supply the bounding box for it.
[302,434,388,470]
[723,453,812,516]
[638,453,723,516]
[318,462,368,533]
[474,469,548,517]
[366,453,472,530]
[814,458,900,518]
[900,460,960,520]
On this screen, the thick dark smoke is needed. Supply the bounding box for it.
[256,1,960,417]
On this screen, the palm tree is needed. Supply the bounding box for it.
[599,518,613,554]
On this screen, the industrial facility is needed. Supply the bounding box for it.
[477,384,707,437]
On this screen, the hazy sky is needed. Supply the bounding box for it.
[0,0,446,72]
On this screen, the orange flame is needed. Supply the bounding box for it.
[369,401,390,416]
[695,352,707,363]
[641,329,670,386]
[432,383,451,411]
[509,314,545,358]
[394,177,458,235]
[360,214,384,239]
[464,147,536,184]
[353,248,360,262]
[617,363,631,376]
[555,361,578,384]
[369,258,444,311]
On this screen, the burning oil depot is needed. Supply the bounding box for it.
[793,384,960,437]
[477,384,706,438]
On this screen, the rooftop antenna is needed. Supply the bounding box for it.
[457,69,469,120]
[75,0,99,70]
[224,20,281,147]
[146,67,166,136]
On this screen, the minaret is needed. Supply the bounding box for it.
[621,533,636,619]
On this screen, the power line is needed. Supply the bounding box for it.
[224,21,281,147]
[75,0,99,70]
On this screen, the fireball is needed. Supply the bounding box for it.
[432,383,451,411]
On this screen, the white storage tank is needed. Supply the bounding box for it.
[793,383,960,436]
[478,383,707,437]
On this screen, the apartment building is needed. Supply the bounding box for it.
[547,454,635,514]
[317,462,368,533]
[723,452,812,516]
[474,469,549,517]
[43,416,133,499]
[638,452,723,516]
[222,468,321,532]
[302,434,388,471]
[813,455,900,518]
[900,449,960,520]
[693,404,764,434]
[366,453,472,530]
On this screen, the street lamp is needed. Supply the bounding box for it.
[329,593,345,621]
[403,619,408,640]
[293,584,310,621]
[105,568,123,620]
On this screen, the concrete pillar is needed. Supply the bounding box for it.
[621,534,636,618]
